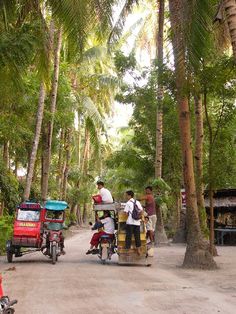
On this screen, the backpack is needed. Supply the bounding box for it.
[131,200,142,220]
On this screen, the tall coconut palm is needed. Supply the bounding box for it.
[24,17,55,201]
[41,26,63,201]
[154,0,169,245]
[169,0,216,269]
[24,82,46,200]
[222,0,236,61]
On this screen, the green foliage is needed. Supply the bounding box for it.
[0,215,13,255]
[106,63,182,202]
[201,56,236,189]
[114,50,137,75]
[152,178,171,192]
[0,161,20,213]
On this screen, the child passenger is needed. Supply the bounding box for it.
[144,216,152,243]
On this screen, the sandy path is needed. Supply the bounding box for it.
[0,230,236,314]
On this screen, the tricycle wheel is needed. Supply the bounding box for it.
[7,251,13,263]
[3,308,15,314]
[52,245,57,265]
[6,241,13,263]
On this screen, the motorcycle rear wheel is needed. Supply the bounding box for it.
[3,308,15,314]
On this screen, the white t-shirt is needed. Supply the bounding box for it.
[99,187,113,203]
[124,198,143,226]
[100,217,115,234]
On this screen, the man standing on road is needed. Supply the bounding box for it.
[97,181,113,203]
[139,186,156,243]
[124,190,143,255]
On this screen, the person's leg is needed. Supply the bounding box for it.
[60,233,66,254]
[133,225,141,255]
[87,231,107,254]
[125,224,133,249]
[133,225,141,248]
[149,215,157,243]
[43,233,50,255]
[149,230,155,242]
[86,232,100,254]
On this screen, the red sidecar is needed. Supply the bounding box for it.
[6,202,43,262]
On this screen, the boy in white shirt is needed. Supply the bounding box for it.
[124,190,143,255]
[97,181,113,203]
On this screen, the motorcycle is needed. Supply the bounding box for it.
[44,230,63,265]
[98,234,116,264]
[0,296,17,314]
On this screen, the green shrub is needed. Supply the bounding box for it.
[0,215,14,255]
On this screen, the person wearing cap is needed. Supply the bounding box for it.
[97,181,113,203]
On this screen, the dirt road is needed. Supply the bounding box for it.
[0,230,236,314]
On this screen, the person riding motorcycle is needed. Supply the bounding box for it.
[86,211,115,254]
[44,211,66,255]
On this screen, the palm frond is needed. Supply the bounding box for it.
[77,95,103,129]
[85,116,100,155]
[46,0,114,53]
[82,46,108,63]
[0,23,41,87]
[187,0,218,69]
[108,0,139,44]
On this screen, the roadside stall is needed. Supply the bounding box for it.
[205,189,236,245]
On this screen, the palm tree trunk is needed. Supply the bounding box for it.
[169,0,216,269]
[0,202,4,216]
[82,203,88,224]
[41,27,63,201]
[76,204,82,225]
[155,0,164,178]
[61,129,72,200]
[14,158,18,177]
[3,141,9,169]
[203,90,217,256]
[24,83,46,200]
[81,128,90,174]
[57,128,65,187]
[223,0,236,61]
[77,115,81,170]
[194,95,208,233]
[154,0,169,245]
[173,189,187,243]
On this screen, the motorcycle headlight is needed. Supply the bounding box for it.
[53,234,58,239]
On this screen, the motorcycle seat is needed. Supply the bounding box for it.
[100,235,111,239]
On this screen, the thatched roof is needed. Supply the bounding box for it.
[204,189,236,208]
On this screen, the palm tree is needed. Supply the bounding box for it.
[169,0,216,269]
[154,0,169,245]
[41,26,63,201]
[222,0,236,61]
[155,0,165,179]
[24,18,55,201]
